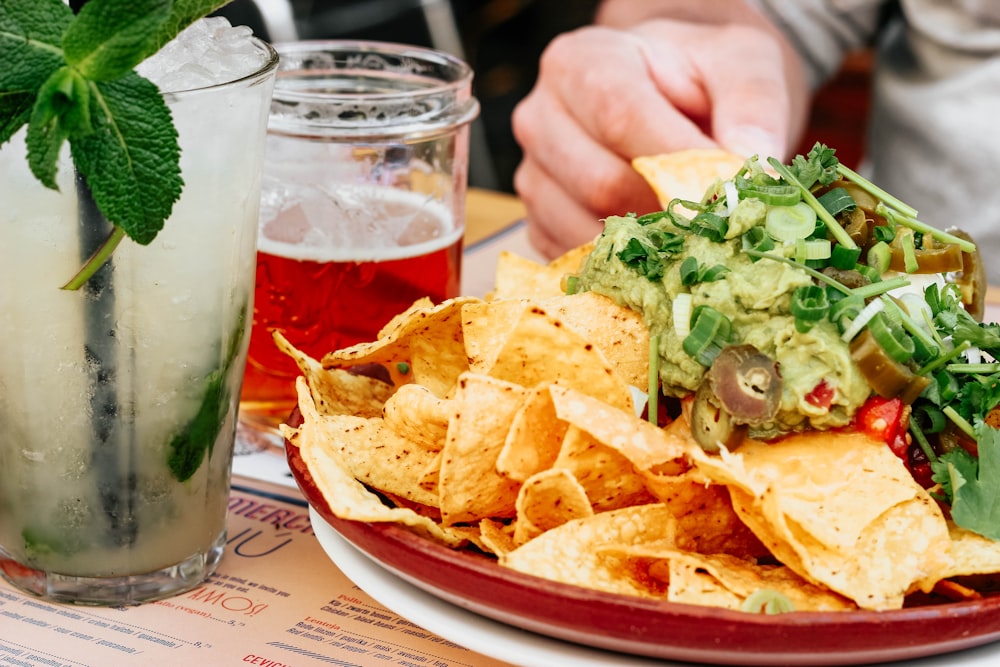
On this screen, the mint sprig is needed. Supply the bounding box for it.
[1,0,231,289]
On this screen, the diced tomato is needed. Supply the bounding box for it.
[853,396,935,487]
[853,396,907,445]
[805,380,835,409]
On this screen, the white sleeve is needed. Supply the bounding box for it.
[748,0,887,88]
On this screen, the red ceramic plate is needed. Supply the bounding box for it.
[286,438,1000,666]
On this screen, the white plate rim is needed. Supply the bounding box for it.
[310,507,681,667]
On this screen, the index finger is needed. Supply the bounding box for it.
[544,26,717,160]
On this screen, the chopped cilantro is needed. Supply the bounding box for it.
[931,424,1000,540]
[787,142,840,190]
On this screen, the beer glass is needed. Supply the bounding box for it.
[238,41,480,445]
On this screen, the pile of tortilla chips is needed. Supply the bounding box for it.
[280,149,1000,614]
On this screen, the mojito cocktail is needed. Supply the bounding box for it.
[0,18,277,605]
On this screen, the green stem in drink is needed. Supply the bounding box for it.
[61,224,126,290]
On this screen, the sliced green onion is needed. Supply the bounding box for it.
[817,187,856,217]
[840,298,885,342]
[679,256,700,286]
[908,420,938,463]
[899,230,919,273]
[700,264,730,282]
[648,334,660,425]
[830,293,864,333]
[768,157,857,249]
[795,238,831,262]
[666,198,703,230]
[943,405,976,440]
[791,285,829,333]
[913,404,947,434]
[866,241,892,274]
[836,162,918,218]
[690,211,728,243]
[741,589,795,614]
[853,263,882,284]
[683,305,732,366]
[742,227,775,259]
[873,224,896,244]
[876,203,977,253]
[672,293,693,337]
[765,202,816,242]
[867,311,915,364]
[739,183,801,206]
[636,210,671,225]
[830,244,861,270]
[879,295,939,362]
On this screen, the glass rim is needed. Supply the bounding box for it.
[271,39,475,101]
[267,39,479,139]
[160,36,280,99]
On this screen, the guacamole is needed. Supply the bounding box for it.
[578,212,870,434]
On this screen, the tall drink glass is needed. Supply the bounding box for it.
[238,41,479,445]
[0,21,278,605]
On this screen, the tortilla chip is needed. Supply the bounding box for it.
[287,382,462,547]
[496,384,567,482]
[273,331,394,417]
[501,504,679,597]
[322,296,479,394]
[540,292,650,388]
[689,429,952,610]
[513,468,594,546]
[938,523,1000,580]
[632,149,746,208]
[489,242,595,302]
[600,543,855,611]
[548,241,595,274]
[291,377,439,507]
[464,302,634,412]
[479,518,516,557]
[438,373,528,525]
[553,424,658,511]
[548,384,690,472]
[490,251,567,301]
[382,383,451,451]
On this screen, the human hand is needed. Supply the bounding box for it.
[511,17,808,258]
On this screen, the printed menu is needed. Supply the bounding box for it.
[0,471,511,667]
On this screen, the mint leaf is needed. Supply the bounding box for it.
[168,368,228,482]
[69,73,181,245]
[0,0,71,92]
[3,0,238,286]
[945,425,1000,540]
[63,0,172,82]
[26,66,93,188]
[0,92,34,145]
[167,308,246,481]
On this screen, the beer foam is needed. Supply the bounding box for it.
[258,185,461,262]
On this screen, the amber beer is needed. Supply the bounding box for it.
[238,41,479,444]
[239,188,463,432]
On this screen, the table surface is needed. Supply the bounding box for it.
[466,187,526,246]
